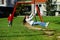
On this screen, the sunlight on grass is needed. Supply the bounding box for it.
[0,16,60,40]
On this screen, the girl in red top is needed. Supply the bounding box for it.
[8,14,13,27]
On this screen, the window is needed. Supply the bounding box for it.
[0,0,6,6]
[57,5,60,11]
[59,5,60,11]
[0,0,4,4]
[52,0,57,3]
[2,0,4,4]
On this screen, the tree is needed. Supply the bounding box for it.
[46,0,57,16]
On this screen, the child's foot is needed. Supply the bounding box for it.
[45,22,49,28]
[8,25,12,27]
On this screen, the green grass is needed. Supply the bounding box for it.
[0,16,60,40]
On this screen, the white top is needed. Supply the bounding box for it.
[26,15,34,25]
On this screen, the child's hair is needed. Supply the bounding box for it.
[23,16,26,24]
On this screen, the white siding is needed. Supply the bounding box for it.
[0,0,6,6]
[57,0,60,2]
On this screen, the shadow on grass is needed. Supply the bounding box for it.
[53,20,60,24]
[55,22,60,24]
[0,30,56,37]
[0,33,44,37]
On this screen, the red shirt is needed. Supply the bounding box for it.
[8,15,13,21]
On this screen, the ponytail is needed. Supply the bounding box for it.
[23,16,26,24]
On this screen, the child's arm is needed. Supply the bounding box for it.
[29,6,37,18]
[26,15,34,21]
[29,13,33,18]
[28,13,36,21]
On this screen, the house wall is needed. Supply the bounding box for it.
[0,0,6,6]
[6,0,17,7]
[57,0,60,2]
[53,0,60,16]
[0,0,17,7]
[56,0,60,11]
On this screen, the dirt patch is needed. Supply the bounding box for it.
[55,33,60,40]
[43,30,55,36]
[24,23,56,36]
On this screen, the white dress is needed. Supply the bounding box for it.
[26,16,34,25]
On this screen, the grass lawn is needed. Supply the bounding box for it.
[0,16,60,40]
